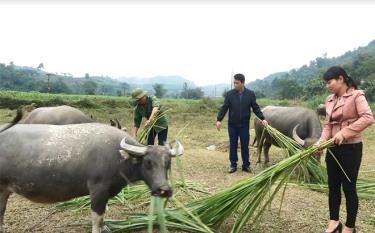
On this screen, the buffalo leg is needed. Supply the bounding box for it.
[256,135,265,164]
[0,190,11,233]
[91,210,105,233]
[251,137,257,147]
[89,186,109,233]
[263,141,272,167]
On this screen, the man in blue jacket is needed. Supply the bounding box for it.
[216,73,268,173]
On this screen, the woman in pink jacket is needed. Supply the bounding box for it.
[320,66,374,233]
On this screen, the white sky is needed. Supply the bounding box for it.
[0,1,374,86]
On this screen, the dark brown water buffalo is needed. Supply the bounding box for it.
[0,123,183,233]
[254,106,322,165]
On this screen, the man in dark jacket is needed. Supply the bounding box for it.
[216,73,268,173]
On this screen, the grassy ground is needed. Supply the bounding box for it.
[0,93,374,233]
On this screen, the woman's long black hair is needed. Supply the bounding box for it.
[323,66,358,90]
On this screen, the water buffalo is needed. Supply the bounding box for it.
[0,109,23,134]
[254,106,322,165]
[316,104,326,117]
[24,105,125,130]
[23,105,94,124]
[0,123,183,233]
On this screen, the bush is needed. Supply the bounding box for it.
[46,97,67,106]
[365,85,375,102]
[74,98,97,108]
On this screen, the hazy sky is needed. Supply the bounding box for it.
[0,1,374,86]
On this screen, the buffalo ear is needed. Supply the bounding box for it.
[119,150,139,164]
[114,118,122,129]
[119,150,131,160]
[110,119,116,127]
[169,140,184,157]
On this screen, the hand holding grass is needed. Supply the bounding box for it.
[333,132,345,145]
[261,119,268,127]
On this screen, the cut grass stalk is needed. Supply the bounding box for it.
[137,109,171,144]
[296,180,375,199]
[57,180,208,210]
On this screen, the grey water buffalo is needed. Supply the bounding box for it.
[0,123,183,233]
[0,109,23,134]
[24,105,125,130]
[316,104,326,117]
[254,106,322,165]
[23,105,94,124]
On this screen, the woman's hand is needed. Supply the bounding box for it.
[314,139,325,156]
[333,132,345,145]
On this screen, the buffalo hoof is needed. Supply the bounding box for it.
[263,162,271,168]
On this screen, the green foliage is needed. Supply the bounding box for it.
[0,91,133,109]
[179,82,204,99]
[362,80,375,102]
[303,78,326,99]
[253,90,266,98]
[81,80,97,95]
[277,78,302,99]
[181,87,204,99]
[249,39,375,99]
[0,63,130,96]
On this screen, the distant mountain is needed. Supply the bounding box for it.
[118,75,196,96]
[201,83,231,97]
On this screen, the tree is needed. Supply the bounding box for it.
[181,87,204,99]
[121,82,130,96]
[153,83,167,98]
[362,79,375,101]
[278,78,301,99]
[180,82,189,99]
[82,80,97,95]
[190,88,204,99]
[40,78,71,94]
[303,78,325,99]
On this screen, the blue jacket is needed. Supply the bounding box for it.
[217,88,265,127]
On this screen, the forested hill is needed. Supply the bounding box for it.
[248,39,375,101]
[0,63,131,96]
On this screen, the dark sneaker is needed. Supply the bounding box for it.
[242,167,252,173]
[228,166,237,173]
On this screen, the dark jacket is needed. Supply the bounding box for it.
[217,88,265,127]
